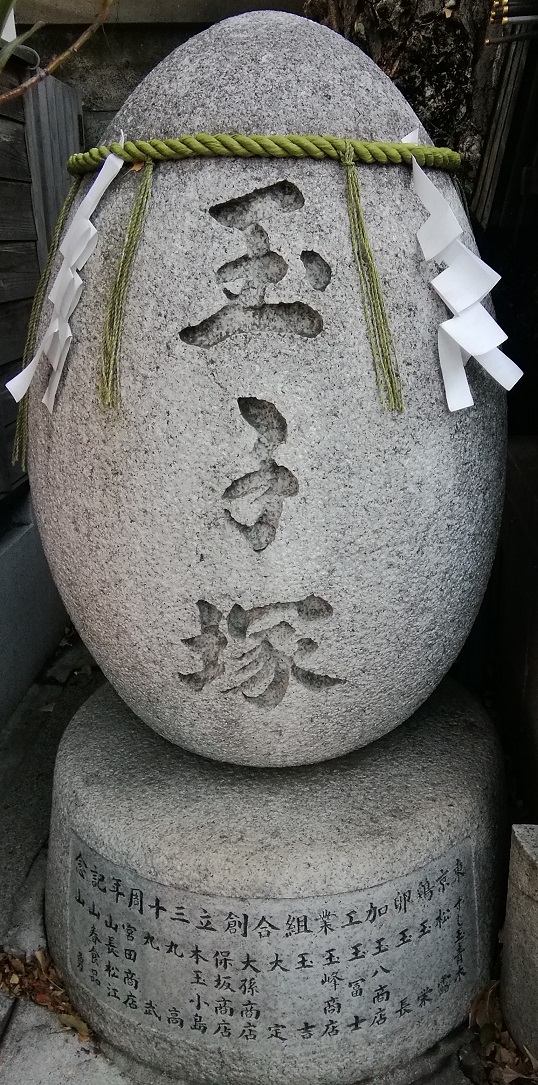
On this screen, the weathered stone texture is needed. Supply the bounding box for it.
[501,825,538,1057]
[29,13,506,766]
[45,678,504,1085]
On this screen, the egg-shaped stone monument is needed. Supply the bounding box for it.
[28,11,506,765]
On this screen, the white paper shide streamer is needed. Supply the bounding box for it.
[6,151,124,413]
[403,129,523,411]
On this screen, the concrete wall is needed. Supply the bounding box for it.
[17,1,301,21]
[16,7,300,148]
[19,23,214,148]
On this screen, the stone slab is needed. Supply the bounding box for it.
[29,12,506,767]
[0,999,130,1085]
[46,678,504,1085]
[2,848,47,960]
[501,825,538,1057]
[0,990,15,1043]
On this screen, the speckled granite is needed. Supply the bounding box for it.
[29,12,506,766]
[501,826,538,1056]
[45,678,504,1085]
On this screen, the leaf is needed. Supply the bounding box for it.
[0,22,44,74]
[496,1045,518,1067]
[129,161,144,173]
[471,980,503,1030]
[57,1013,90,1040]
[490,1067,530,1085]
[34,949,48,972]
[524,1048,538,1073]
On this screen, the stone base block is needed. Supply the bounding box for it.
[46,679,504,1085]
[501,825,538,1056]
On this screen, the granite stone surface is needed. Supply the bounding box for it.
[29,12,506,766]
[501,825,538,1057]
[46,678,504,1085]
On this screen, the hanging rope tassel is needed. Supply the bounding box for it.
[340,141,403,412]
[99,159,154,409]
[12,178,82,468]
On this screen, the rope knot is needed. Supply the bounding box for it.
[340,140,357,169]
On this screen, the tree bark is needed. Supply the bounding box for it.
[304,0,493,178]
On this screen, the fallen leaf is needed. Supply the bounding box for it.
[471,980,503,1031]
[35,949,48,971]
[0,947,88,1034]
[524,1049,538,1073]
[496,1046,518,1067]
[58,1013,90,1040]
[490,1066,530,1084]
[129,161,144,172]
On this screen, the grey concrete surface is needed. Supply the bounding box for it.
[0,999,130,1084]
[29,12,506,767]
[2,849,47,960]
[46,677,504,1085]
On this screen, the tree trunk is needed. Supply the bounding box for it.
[304,0,494,179]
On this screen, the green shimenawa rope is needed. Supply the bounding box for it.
[340,141,402,411]
[99,159,154,409]
[14,133,461,465]
[91,136,457,418]
[13,177,82,468]
[66,134,460,174]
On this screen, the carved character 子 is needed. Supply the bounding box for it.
[221,398,298,552]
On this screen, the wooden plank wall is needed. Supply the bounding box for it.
[0,65,39,498]
[25,75,81,256]
[0,64,81,501]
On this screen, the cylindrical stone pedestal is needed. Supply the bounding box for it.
[46,679,503,1085]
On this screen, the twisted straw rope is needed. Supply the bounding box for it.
[67,134,460,175]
